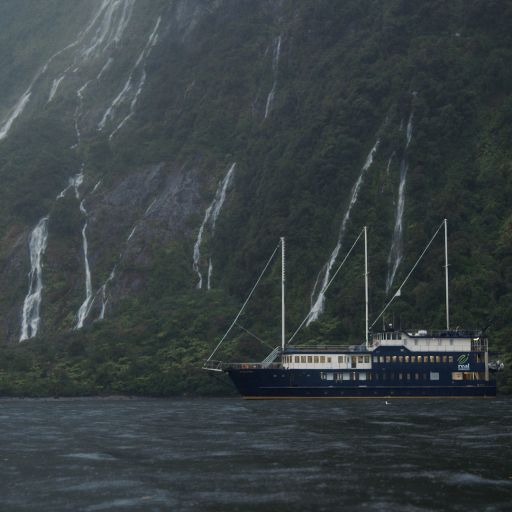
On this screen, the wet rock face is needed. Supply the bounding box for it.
[0,159,204,342]
[63,160,203,328]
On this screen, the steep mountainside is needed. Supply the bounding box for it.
[0,0,511,395]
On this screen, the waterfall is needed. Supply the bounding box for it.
[207,259,213,290]
[0,91,32,141]
[307,139,380,325]
[193,162,236,289]
[99,16,161,134]
[20,217,49,341]
[193,209,210,289]
[47,76,65,103]
[97,57,114,80]
[264,35,282,119]
[0,0,135,142]
[98,267,116,320]
[386,112,414,293]
[75,200,94,329]
[80,0,135,61]
[127,226,137,241]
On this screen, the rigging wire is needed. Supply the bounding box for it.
[370,220,445,330]
[205,241,280,362]
[235,322,274,350]
[287,227,365,345]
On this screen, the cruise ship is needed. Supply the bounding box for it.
[204,221,501,398]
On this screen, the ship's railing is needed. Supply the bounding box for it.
[372,329,482,339]
[203,360,282,371]
[285,344,367,353]
[471,338,488,352]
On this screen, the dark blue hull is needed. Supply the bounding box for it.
[227,368,496,399]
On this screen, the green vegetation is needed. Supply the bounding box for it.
[0,1,511,395]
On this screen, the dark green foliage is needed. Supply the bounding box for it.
[0,0,511,395]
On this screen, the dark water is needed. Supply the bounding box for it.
[0,397,511,511]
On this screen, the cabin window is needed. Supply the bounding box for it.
[301,356,306,363]
[314,356,319,363]
[406,373,411,380]
[450,339,454,345]
[414,340,418,346]
[430,356,435,363]
[435,356,441,363]
[294,356,299,363]
[307,356,313,363]
[320,356,325,364]
[430,372,440,381]
[320,372,327,380]
[417,356,422,363]
[398,373,403,380]
[326,373,334,381]
[327,357,332,363]
[405,356,410,363]
[364,356,370,364]
[343,372,350,381]
[380,356,385,363]
[358,356,364,363]
[448,356,453,363]
[398,356,404,363]
[415,373,420,380]
[452,372,463,381]
[359,372,367,381]
[411,356,416,363]
[338,356,343,363]
[392,356,397,363]
[373,356,378,363]
[386,356,391,363]
[442,356,447,363]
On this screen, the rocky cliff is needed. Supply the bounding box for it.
[0,0,511,395]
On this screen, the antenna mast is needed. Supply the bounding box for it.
[444,219,450,331]
[281,237,286,352]
[364,226,369,347]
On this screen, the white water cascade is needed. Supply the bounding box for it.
[264,35,282,119]
[75,200,93,329]
[386,112,414,293]
[98,267,116,320]
[193,162,236,289]
[1,0,135,141]
[307,139,380,325]
[20,217,49,341]
[99,16,161,135]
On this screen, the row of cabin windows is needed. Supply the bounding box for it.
[373,355,455,364]
[319,372,486,382]
[283,355,371,364]
[319,371,442,381]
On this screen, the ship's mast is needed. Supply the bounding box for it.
[281,237,286,352]
[364,226,369,347]
[444,218,450,331]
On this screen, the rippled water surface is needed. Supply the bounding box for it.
[0,397,510,511]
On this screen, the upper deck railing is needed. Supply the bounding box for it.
[372,329,482,339]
